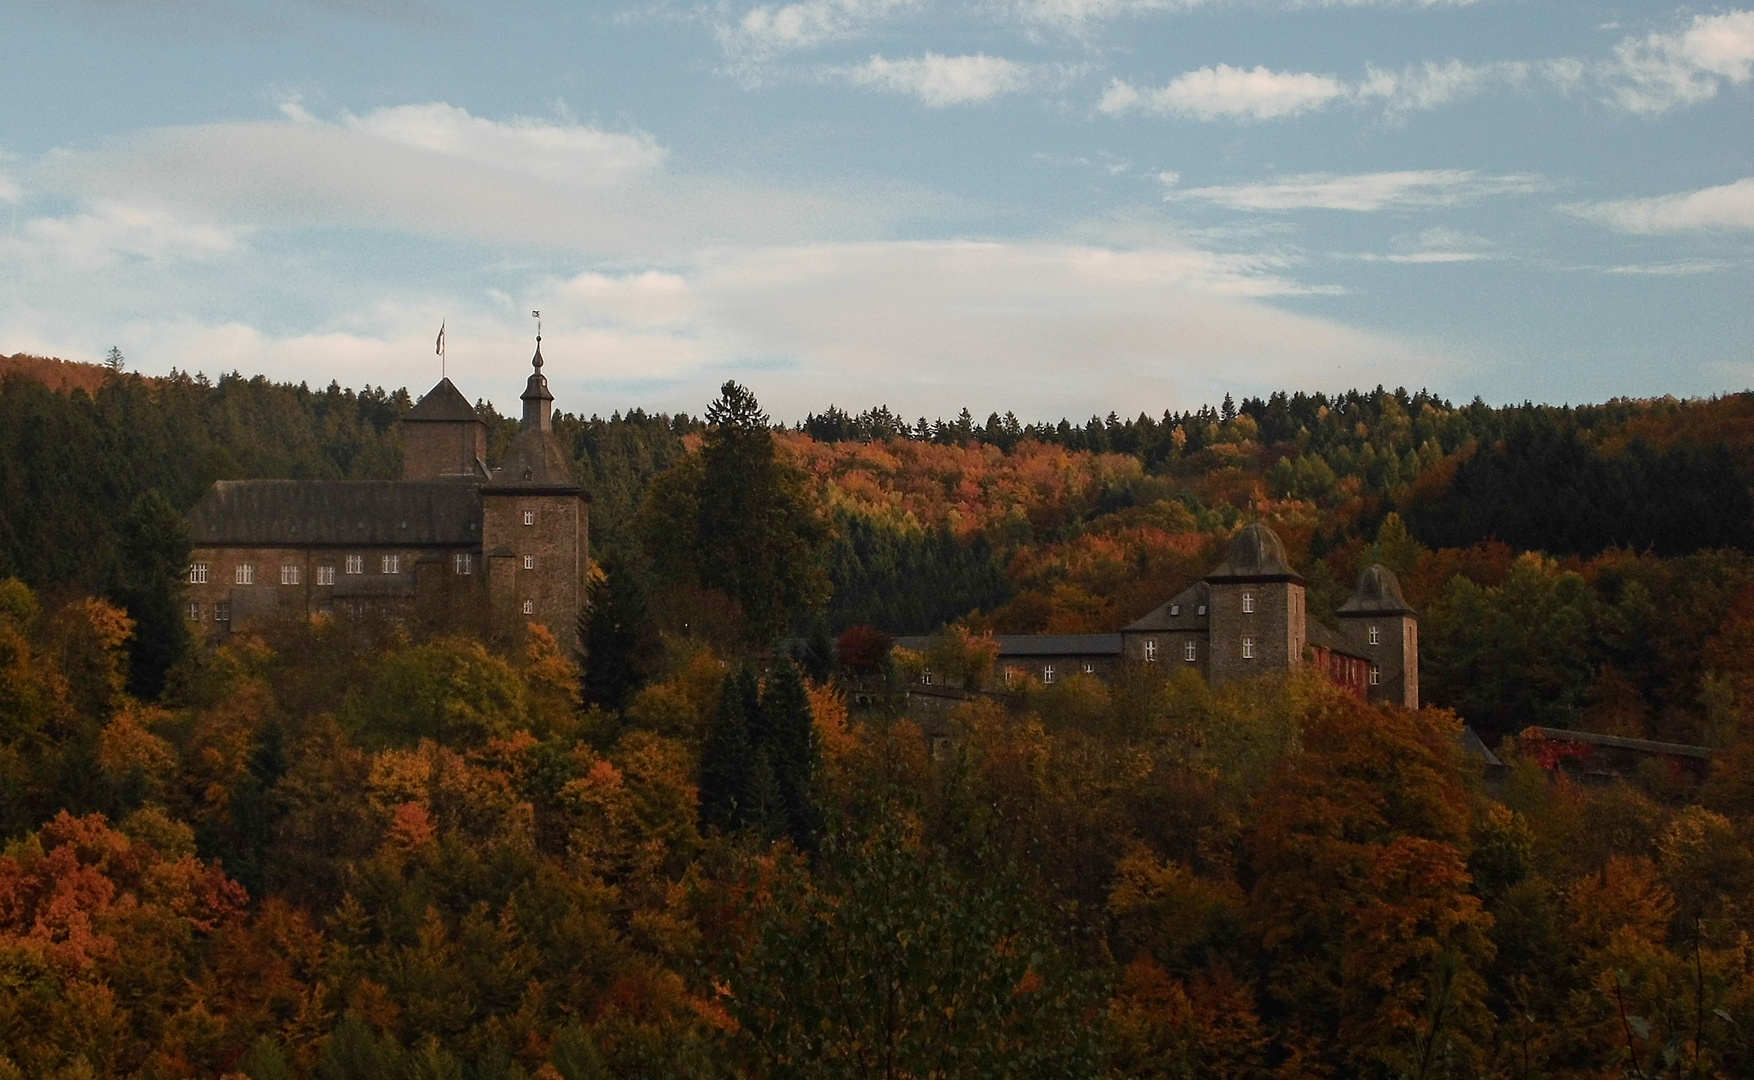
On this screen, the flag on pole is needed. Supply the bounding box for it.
[435,321,445,356]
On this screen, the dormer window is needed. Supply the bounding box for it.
[1197,605,1207,616]
[1368,625,1380,646]
[1169,604,1180,617]
[1242,592,1254,613]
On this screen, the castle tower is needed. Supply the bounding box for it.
[1203,523,1307,687]
[1336,564,1418,708]
[479,340,590,653]
[401,378,488,481]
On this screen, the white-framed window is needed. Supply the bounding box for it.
[1083,662,1095,674]
[1242,636,1256,659]
[1197,604,1207,616]
[454,552,473,575]
[215,602,231,622]
[1169,604,1180,617]
[1184,640,1197,662]
[1004,667,1016,688]
[1369,664,1381,686]
[281,564,300,586]
[522,510,535,526]
[1242,592,1254,613]
[317,565,335,586]
[189,563,208,584]
[921,667,933,686]
[187,602,201,621]
[523,555,535,570]
[235,564,254,585]
[345,555,363,575]
[1144,638,1158,662]
[1043,664,1056,684]
[1368,624,1380,646]
[381,555,399,574]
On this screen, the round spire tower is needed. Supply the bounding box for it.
[521,333,554,432]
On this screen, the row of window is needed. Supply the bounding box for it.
[189,596,543,621]
[1142,639,1201,663]
[188,551,538,584]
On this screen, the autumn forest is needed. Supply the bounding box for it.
[6,353,1754,1079]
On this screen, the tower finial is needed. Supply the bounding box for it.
[530,310,543,369]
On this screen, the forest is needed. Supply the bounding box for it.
[6,353,1754,1078]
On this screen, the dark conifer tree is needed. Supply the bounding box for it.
[798,619,836,684]
[761,660,821,851]
[579,554,663,713]
[115,489,192,701]
[698,671,756,833]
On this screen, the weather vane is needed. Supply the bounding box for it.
[532,310,541,342]
[435,319,446,379]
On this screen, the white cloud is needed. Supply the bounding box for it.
[835,53,1043,105]
[30,103,951,259]
[1565,177,1754,233]
[718,0,918,63]
[2,201,246,269]
[339,103,666,185]
[1100,66,1345,121]
[0,171,21,204]
[1603,11,1754,114]
[1166,170,1545,211]
[1006,0,1488,34]
[1355,59,1528,117]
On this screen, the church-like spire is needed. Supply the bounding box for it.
[521,333,553,432]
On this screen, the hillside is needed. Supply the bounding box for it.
[0,351,119,394]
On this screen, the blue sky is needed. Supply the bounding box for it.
[1,0,1751,421]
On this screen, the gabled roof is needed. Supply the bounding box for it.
[1306,619,1367,659]
[1123,580,1210,632]
[1338,563,1415,616]
[188,480,482,546]
[1205,523,1303,584]
[404,378,481,423]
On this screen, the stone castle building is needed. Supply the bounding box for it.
[901,523,1418,707]
[184,345,590,651]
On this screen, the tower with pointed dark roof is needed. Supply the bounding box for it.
[1336,563,1419,708]
[479,338,589,652]
[400,377,488,481]
[1201,522,1308,687]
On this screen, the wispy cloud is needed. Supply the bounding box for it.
[1164,170,1546,211]
[1601,11,1754,115]
[332,102,667,185]
[1005,0,1491,35]
[833,53,1044,106]
[1100,65,1345,120]
[1565,177,1754,233]
[717,0,919,72]
[2,201,247,270]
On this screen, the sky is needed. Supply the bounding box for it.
[1,0,1751,422]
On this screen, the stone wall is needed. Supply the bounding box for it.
[1205,580,1306,687]
[479,493,589,654]
[187,544,482,633]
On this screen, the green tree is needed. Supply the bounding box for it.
[698,670,756,833]
[640,381,830,644]
[579,553,663,713]
[115,489,192,701]
[716,808,1106,1079]
[760,660,820,851]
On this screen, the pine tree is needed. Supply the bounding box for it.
[698,671,756,833]
[115,489,191,701]
[761,660,821,850]
[579,554,663,712]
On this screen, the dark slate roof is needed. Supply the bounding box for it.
[1124,580,1210,632]
[892,633,1123,657]
[188,481,482,546]
[1306,619,1367,659]
[1338,563,1415,616]
[1205,523,1303,583]
[1459,727,1505,768]
[1521,726,1713,760]
[404,378,481,423]
[484,430,580,493]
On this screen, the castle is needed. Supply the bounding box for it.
[899,523,1418,707]
[184,345,591,652]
